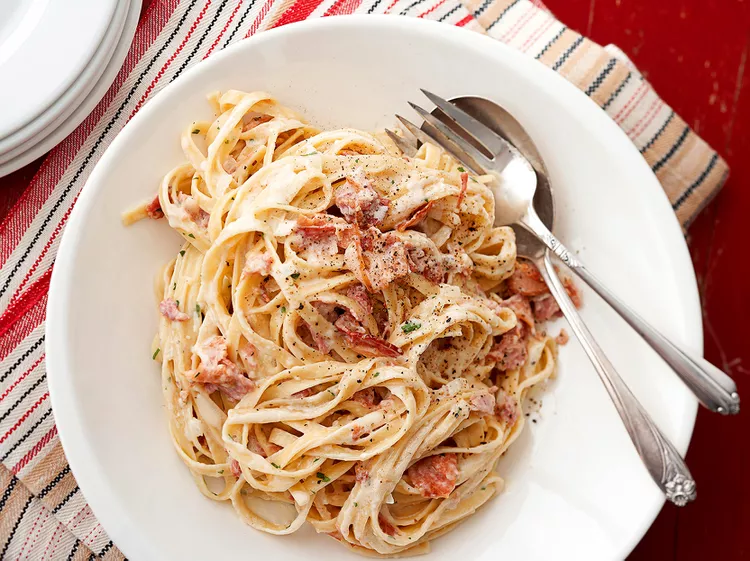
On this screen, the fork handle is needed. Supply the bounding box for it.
[536,251,696,506]
[521,211,740,415]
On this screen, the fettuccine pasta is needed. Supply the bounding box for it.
[125,91,571,556]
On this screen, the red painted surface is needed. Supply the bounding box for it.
[0,0,748,557]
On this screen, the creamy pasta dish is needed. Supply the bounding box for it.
[124,91,576,556]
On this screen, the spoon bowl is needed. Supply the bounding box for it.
[448,96,554,259]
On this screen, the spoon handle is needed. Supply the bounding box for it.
[521,211,740,415]
[536,250,696,506]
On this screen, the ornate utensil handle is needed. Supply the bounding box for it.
[536,250,696,506]
[522,209,739,415]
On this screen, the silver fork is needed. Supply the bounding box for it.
[385,100,697,506]
[386,90,739,417]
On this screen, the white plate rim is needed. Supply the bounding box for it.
[46,15,702,561]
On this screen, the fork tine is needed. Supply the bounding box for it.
[420,89,512,157]
[395,115,434,148]
[384,128,417,157]
[408,103,489,174]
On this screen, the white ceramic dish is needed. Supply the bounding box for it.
[0,0,141,176]
[47,16,701,561]
[0,0,129,159]
[0,0,118,139]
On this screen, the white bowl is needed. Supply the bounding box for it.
[47,16,700,561]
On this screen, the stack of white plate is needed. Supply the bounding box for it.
[0,0,141,177]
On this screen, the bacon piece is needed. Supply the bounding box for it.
[555,328,569,345]
[294,214,347,260]
[223,155,239,174]
[247,434,281,457]
[177,192,209,228]
[242,111,272,131]
[296,214,339,239]
[338,324,402,358]
[351,388,377,408]
[145,195,163,219]
[563,276,582,308]
[378,514,398,536]
[311,331,331,354]
[242,253,273,278]
[192,336,254,401]
[230,459,242,478]
[457,172,469,209]
[351,425,366,440]
[406,245,445,284]
[159,298,189,322]
[334,310,364,334]
[334,178,390,228]
[506,261,548,297]
[372,300,390,338]
[345,228,410,292]
[496,394,519,425]
[303,310,334,354]
[346,283,372,316]
[396,201,433,231]
[259,281,272,303]
[355,462,369,483]
[248,434,266,456]
[469,390,496,416]
[489,294,534,328]
[487,325,527,371]
[531,278,581,322]
[407,454,459,498]
[531,294,559,322]
[292,386,318,398]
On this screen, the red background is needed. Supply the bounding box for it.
[0,0,748,558]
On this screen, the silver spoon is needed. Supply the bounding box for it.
[395,90,738,417]
[447,96,697,506]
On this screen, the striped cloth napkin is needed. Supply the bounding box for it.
[0,0,727,558]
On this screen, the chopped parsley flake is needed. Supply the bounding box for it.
[192,128,200,134]
[152,348,160,360]
[187,233,195,239]
[373,372,380,377]
[290,272,300,279]
[401,321,422,333]
[457,166,465,172]
[314,458,320,463]
[316,472,331,483]
[354,502,358,507]
[195,304,201,314]
[280,306,286,314]
[271,462,280,469]
[179,250,186,256]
